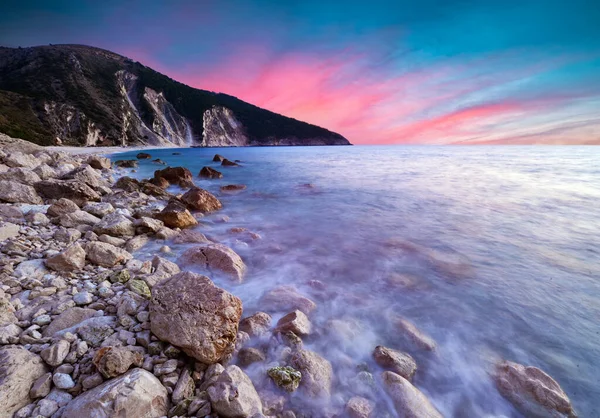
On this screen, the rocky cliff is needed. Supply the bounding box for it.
[0,44,350,147]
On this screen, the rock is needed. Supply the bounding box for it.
[53,227,82,243]
[260,286,317,314]
[128,279,151,298]
[0,221,19,241]
[83,202,115,217]
[0,180,43,204]
[0,347,48,418]
[86,241,132,267]
[87,156,111,170]
[126,235,149,252]
[52,373,75,389]
[346,396,375,418]
[181,187,223,212]
[0,167,42,185]
[137,152,152,159]
[94,212,135,237]
[155,200,198,229]
[154,167,194,188]
[373,346,417,380]
[59,210,101,228]
[149,176,170,188]
[221,159,239,167]
[382,371,443,418]
[61,368,168,418]
[67,165,110,190]
[77,317,117,346]
[221,184,247,191]
[395,317,436,351]
[275,310,312,336]
[150,271,242,363]
[33,163,58,180]
[0,294,17,326]
[40,340,70,366]
[134,217,164,234]
[25,211,49,225]
[207,365,263,417]
[93,346,143,378]
[172,368,195,404]
[30,373,52,399]
[267,366,302,392]
[3,151,40,168]
[0,204,23,222]
[239,312,272,337]
[34,180,101,205]
[172,229,209,244]
[238,347,266,367]
[114,159,138,168]
[0,323,22,344]
[115,176,141,191]
[290,350,333,398]
[82,373,103,390]
[47,198,79,217]
[35,399,59,417]
[213,154,225,162]
[45,243,86,272]
[153,359,178,376]
[199,166,223,179]
[43,307,97,337]
[179,243,246,282]
[494,360,577,418]
[73,291,93,305]
[99,234,126,247]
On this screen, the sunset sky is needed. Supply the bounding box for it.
[1,0,599,144]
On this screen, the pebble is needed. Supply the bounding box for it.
[52,373,75,389]
[73,291,93,305]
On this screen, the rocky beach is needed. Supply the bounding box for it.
[0,135,586,418]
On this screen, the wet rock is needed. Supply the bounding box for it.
[239,312,272,337]
[126,235,149,252]
[0,221,19,241]
[115,176,141,191]
[0,347,48,418]
[93,346,143,378]
[137,152,152,159]
[87,155,111,170]
[47,198,79,217]
[150,271,242,363]
[142,256,181,288]
[59,210,101,228]
[260,286,317,314]
[179,243,246,282]
[395,317,436,351]
[238,347,266,367]
[373,346,417,380]
[221,184,247,192]
[40,340,70,366]
[83,202,115,217]
[199,166,223,179]
[134,217,164,234]
[207,365,263,417]
[30,373,52,398]
[213,154,225,162]
[45,243,86,272]
[267,366,302,392]
[275,310,312,336]
[154,166,194,188]
[155,200,198,229]
[172,229,209,244]
[34,179,101,205]
[43,307,97,337]
[114,159,138,168]
[181,187,223,212]
[61,368,168,418]
[346,396,375,418]
[494,360,577,418]
[149,176,170,189]
[86,241,132,267]
[382,371,443,418]
[0,180,43,204]
[94,212,135,237]
[290,349,333,398]
[221,159,239,167]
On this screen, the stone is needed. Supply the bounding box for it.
[47,198,79,217]
[395,317,437,351]
[134,217,164,234]
[494,360,577,418]
[53,227,82,243]
[0,180,43,204]
[267,366,302,392]
[45,243,86,272]
[0,204,23,222]
[290,349,333,398]
[199,166,223,179]
[142,256,181,288]
[179,243,246,282]
[346,396,375,418]
[82,372,103,389]
[239,312,272,337]
[221,184,247,191]
[0,294,17,326]
[128,279,151,298]
[260,286,317,314]
[382,371,443,418]
[153,359,178,376]
[155,200,198,229]
[150,271,242,363]
[73,291,93,305]
[154,166,194,187]
[65,165,110,190]
[0,221,19,241]
[172,229,209,244]
[77,317,117,346]
[25,211,49,225]
[59,210,101,228]
[94,212,135,237]
[36,399,59,417]
[61,368,168,418]
[87,156,111,170]
[30,373,52,398]
[86,241,132,267]
[373,346,417,380]
[93,346,143,378]
[34,180,101,206]
[52,373,75,389]
[83,202,115,217]
[0,167,41,185]
[221,158,239,167]
[115,176,141,191]
[0,323,22,344]
[207,365,263,417]
[213,154,225,162]
[99,234,126,247]
[137,152,152,159]
[275,310,312,336]
[149,176,170,188]
[126,235,149,253]
[3,151,40,168]
[238,347,266,367]
[40,340,70,366]
[172,368,195,404]
[114,159,138,168]
[181,187,223,212]
[43,307,97,337]
[0,347,48,418]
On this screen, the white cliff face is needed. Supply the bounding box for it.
[43,102,108,146]
[143,87,193,147]
[201,106,248,147]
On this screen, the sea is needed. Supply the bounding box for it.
[112,145,600,417]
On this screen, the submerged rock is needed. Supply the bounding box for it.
[181,187,223,212]
[207,365,263,417]
[179,243,246,282]
[199,166,223,179]
[275,310,312,336]
[137,152,152,159]
[382,371,443,418]
[239,312,272,337]
[395,317,436,351]
[213,154,225,162]
[494,360,577,418]
[87,155,111,170]
[155,200,198,229]
[290,349,333,398]
[260,286,317,314]
[154,166,194,188]
[221,184,247,192]
[373,346,417,380]
[267,366,302,392]
[114,159,138,168]
[221,158,239,167]
[346,396,375,418]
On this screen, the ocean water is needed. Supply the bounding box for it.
[113,146,600,417]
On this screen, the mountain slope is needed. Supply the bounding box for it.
[0,44,351,147]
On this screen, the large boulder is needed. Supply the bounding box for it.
[94,212,135,237]
[43,307,97,337]
[61,369,168,418]
[290,349,333,398]
[93,346,143,378]
[64,165,110,190]
[47,198,79,217]
[155,200,198,229]
[87,155,111,170]
[0,347,48,418]
[181,187,223,212]
[0,167,42,185]
[382,371,443,418]
[199,166,223,179]
[0,180,43,204]
[259,286,317,314]
[154,167,194,188]
[150,271,242,363]
[494,361,577,418]
[137,152,152,160]
[45,243,86,272]
[59,210,101,228]
[178,243,246,282]
[34,179,101,205]
[373,346,417,380]
[208,365,263,417]
[0,221,19,241]
[86,241,132,267]
[3,151,40,168]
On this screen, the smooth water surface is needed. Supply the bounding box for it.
[113,146,600,417]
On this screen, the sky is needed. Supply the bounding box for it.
[1,0,600,144]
